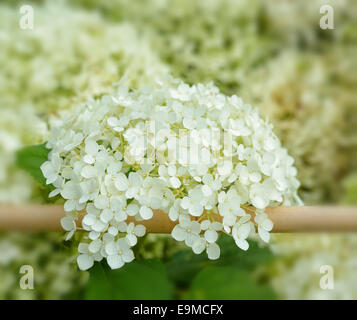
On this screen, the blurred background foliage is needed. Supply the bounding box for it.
[0,0,356,299]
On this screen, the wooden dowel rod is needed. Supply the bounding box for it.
[0,205,357,233]
[266,206,357,232]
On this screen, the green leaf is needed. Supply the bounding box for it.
[85,259,173,300]
[84,262,113,300]
[166,235,274,287]
[185,266,276,300]
[216,234,275,269]
[16,143,49,186]
[342,173,357,205]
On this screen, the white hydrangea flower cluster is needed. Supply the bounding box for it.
[42,79,301,270]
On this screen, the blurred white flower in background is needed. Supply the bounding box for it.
[0,0,355,299]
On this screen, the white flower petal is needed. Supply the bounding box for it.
[60,217,75,231]
[126,234,137,246]
[107,255,124,269]
[139,206,153,220]
[169,176,181,188]
[258,227,270,243]
[262,219,274,231]
[83,154,95,164]
[238,223,250,239]
[122,249,135,263]
[78,243,89,254]
[85,140,98,155]
[105,242,117,256]
[171,226,186,241]
[100,209,113,223]
[127,203,139,216]
[61,182,78,200]
[128,172,142,187]
[94,195,109,210]
[114,173,129,191]
[134,224,146,237]
[235,239,249,251]
[190,203,203,217]
[168,207,179,221]
[204,229,218,243]
[77,254,94,271]
[202,185,212,196]
[81,165,97,179]
[93,219,107,232]
[88,239,102,253]
[190,221,201,234]
[207,243,220,260]
[200,220,210,230]
[192,238,206,254]
[64,200,76,212]
[82,214,96,226]
[49,189,60,198]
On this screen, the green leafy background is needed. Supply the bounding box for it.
[1,0,356,300]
